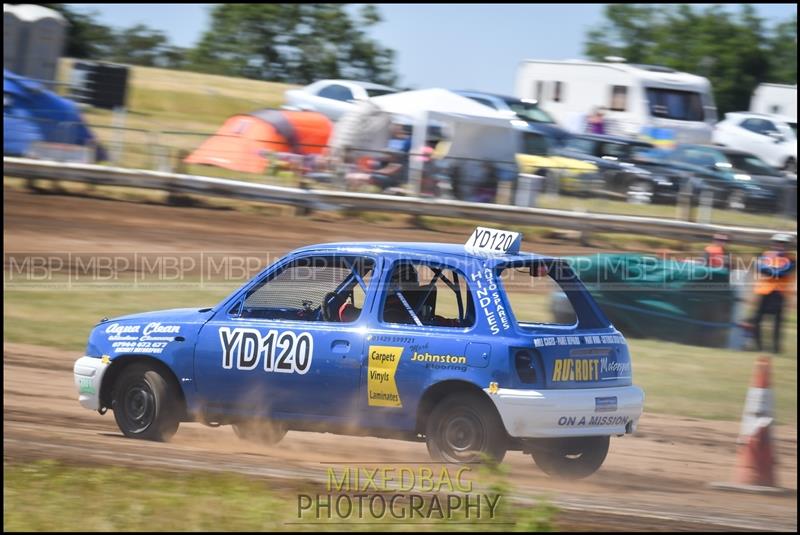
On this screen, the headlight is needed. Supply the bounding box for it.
[733,173,751,181]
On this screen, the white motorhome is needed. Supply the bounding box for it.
[749,83,797,122]
[515,59,717,145]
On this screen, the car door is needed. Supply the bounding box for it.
[193,254,378,421]
[357,259,491,432]
[757,119,786,168]
[739,118,777,165]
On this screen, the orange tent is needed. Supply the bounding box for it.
[184,110,332,174]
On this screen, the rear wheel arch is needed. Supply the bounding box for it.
[100,355,187,419]
[415,380,499,436]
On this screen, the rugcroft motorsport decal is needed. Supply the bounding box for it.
[551,356,631,382]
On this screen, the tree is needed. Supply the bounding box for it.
[188,4,397,85]
[35,4,187,69]
[109,24,171,67]
[584,4,796,114]
[768,15,798,85]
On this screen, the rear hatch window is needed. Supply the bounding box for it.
[497,259,608,331]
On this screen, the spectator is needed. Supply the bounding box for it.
[586,107,606,135]
[365,124,412,192]
[475,160,500,203]
[386,124,412,153]
[704,233,730,270]
[748,233,796,353]
[419,145,438,197]
[369,150,407,192]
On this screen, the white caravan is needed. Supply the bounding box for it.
[749,84,797,122]
[514,59,717,146]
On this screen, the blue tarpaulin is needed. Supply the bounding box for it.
[3,69,99,156]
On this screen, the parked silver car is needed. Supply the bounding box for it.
[453,90,558,125]
[284,79,398,122]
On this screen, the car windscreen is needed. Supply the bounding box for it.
[366,88,396,98]
[521,132,550,155]
[645,88,705,121]
[505,99,555,123]
[725,153,784,177]
[565,137,595,154]
[630,143,659,161]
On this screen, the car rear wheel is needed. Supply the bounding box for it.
[232,419,287,445]
[425,393,507,464]
[785,157,796,175]
[627,179,654,204]
[727,190,747,211]
[112,363,181,441]
[529,435,609,479]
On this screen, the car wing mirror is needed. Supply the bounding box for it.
[768,132,785,143]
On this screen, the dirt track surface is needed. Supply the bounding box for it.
[3,188,599,256]
[3,188,799,531]
[4,343,797,532]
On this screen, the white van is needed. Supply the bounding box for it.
[749,84,797,122]
[514,59,717,145]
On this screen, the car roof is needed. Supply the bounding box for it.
[312,79,397,91]
[676,144,752,156]
[454,90,521,103]
[291,241,555,265]
[573,133,654,147]
[524,122,570,137]
[725,111,796,124]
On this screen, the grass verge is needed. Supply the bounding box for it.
[3,460,555,532]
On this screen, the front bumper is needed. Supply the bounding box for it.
[484,385,644,438]
[74,356,110,410]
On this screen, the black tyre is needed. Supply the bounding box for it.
[727,190,747,211]
[112,363,181,441]
[530,435,609,480]
[626,179,654,205]
[425,393,507,464]
[785,158,796,175]
[232,419,287,445]
[539,169,558,195]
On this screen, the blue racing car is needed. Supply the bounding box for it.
[74,227,644,479]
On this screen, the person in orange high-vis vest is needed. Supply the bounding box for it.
[750,234,796,353]
[704,233,730,270]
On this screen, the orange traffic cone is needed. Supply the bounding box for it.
[712,356,784,494]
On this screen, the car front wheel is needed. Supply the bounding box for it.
[529,435,609,479]
[112,363,181,441]
[627,179,654,204]
[425,393,507,464]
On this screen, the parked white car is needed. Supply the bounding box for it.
[283,79,398,122]
[713,112,797,174]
